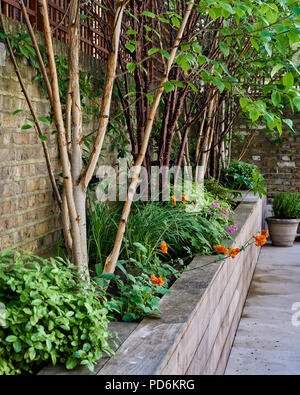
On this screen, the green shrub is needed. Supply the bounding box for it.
[272,192,300,219]
[0,251,111,375]
[87,190,233,322]
[88,196,232,265]
[221,159,266,197]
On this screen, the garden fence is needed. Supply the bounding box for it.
[1,0,109,60]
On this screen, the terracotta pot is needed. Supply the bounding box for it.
[266,217,300,247]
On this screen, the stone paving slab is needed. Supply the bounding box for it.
[225,242,300,375]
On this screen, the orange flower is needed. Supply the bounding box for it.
[150,275,164,286]
[182,195,187,203]
[255,235,267,247]
[261,229,269,238]
[160,242,168,254]
[216,245,229,255]
[230,248,240,259]
[171,195,176,205]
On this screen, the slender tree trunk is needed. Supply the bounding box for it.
[38,0,85,275]
[81,0,130,190]
[103,0,195,275]
[69,0,89,271]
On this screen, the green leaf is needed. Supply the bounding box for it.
[293,97,300,111]
[126,29,138,35]
[66,357,78,370]
[212,78,225,93]
[6,335,18,343]
[13,109,23,115]
[283,118,293,130]
[142,11,156,18]
[159,49,170,60]
[145,94,154,104]
[46,340,52,352]
[219,2,235,14]
[133,242,148,253]
[266,9,278,24]
[187,81,197,93]
[219,41,229,57]
[28,347,36,361]
[264,42,272,57]
[250,38,259,51]
[148,48,160,56]
[38,135,47,142]
[162,81,175,93]
[95,263,102,277]
[239,97,248,109]
[176,55,190,72]
[38,117,51,126]
[125,43,135,53]
[126,63,136,72]
[171,17,180,28]
[292,6,300,15]
[271,91,281,107]
[271,64,284,78]
[13,341,22,353]
[282,72,294,89]
[21,124,32,130]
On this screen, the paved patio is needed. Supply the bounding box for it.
[225,239,300,375]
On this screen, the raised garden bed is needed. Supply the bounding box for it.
[40,193,265,375]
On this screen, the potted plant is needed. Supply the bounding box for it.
[267,192,300,247]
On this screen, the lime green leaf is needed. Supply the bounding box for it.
[271,91,281,107]
[38,117,51,126]
[126,63,136,72]
[219,41,229,57]
[162,81,175,93]
[282,72,294,88]
[293,97,300,111]
[148,48,160,56]
[125,43,135,53]
[126,29,138,35]
[142,11,156,18]
[250,38,259,51]
[171,17,180,28]
[271,64,284,78]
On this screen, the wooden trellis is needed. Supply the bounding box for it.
[1,0,109,60]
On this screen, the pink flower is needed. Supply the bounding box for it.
[212,202,220,209]
[225,225,238,234]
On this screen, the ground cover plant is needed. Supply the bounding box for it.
[0,252,111,375]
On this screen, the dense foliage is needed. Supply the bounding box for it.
[87,189,235,321]
[0,252,111,375]
[221,160,266,197]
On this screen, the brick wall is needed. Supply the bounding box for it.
[233,115,300,202]
[0,17,108,256]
